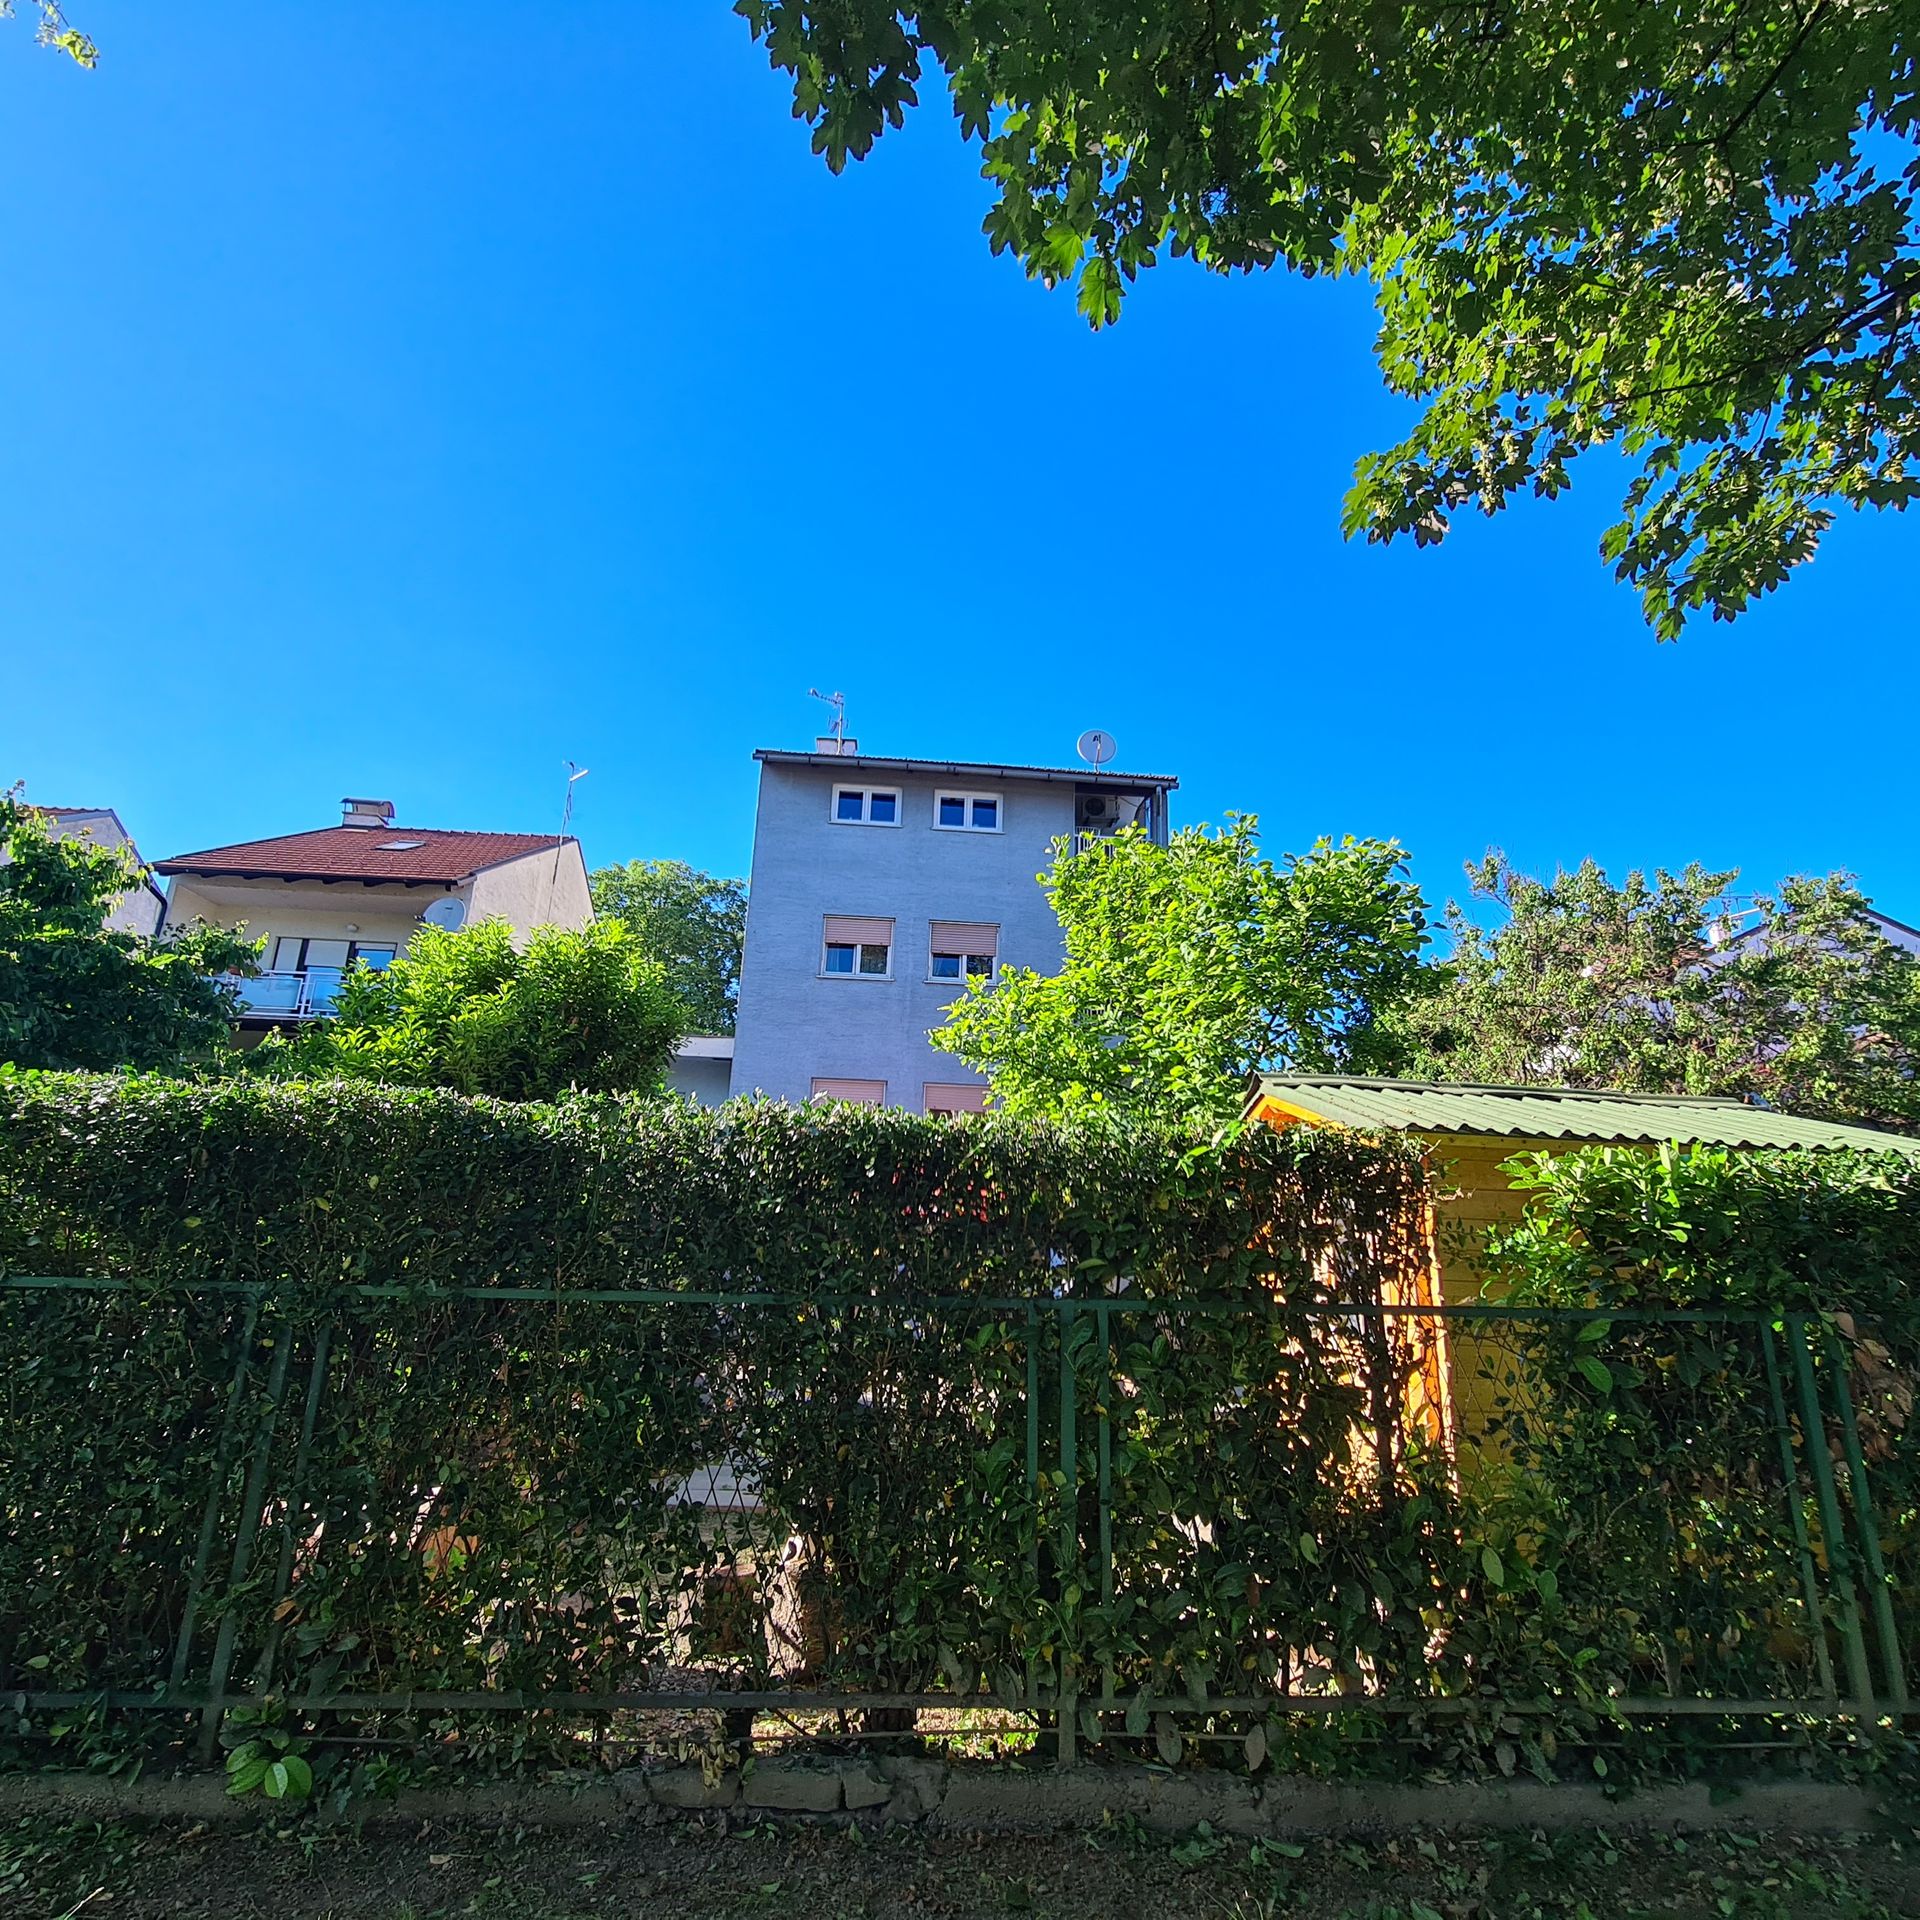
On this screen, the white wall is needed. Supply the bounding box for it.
[466,842,595,938]
[37,808,165,936]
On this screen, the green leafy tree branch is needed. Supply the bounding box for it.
[933,818,1428,1124]
[1382,853,1920,1131]
[738,0,1919,636]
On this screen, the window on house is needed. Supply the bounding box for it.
[811,1078,887,1105]
[270,937,396,974]
[929,920,998,983]
[924,1083,990,1115]
[822,915,893,978]
[934,790,1002,832]
[833,786,900,826]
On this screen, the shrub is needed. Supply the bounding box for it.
[0,1074,1457,1730]
[252,918,686,1100]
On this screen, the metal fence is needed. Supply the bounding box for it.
[1,1275,1910,1762]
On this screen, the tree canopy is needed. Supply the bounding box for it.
[256,918,688,1102]
[1382,854,1920,1131]
[740,1,1918,637]
[0,793,253,1072]
[933,818,1428,1124]
[588,859,747,1035]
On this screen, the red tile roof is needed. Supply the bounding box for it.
[154,827,574,885]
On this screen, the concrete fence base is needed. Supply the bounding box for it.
[0,1760,1886,1837]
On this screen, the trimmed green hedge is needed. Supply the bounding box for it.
[3,1078,1914,1775]
[1483,1143,1920,1690]
[0,1069,1422,1296]
[1,1073,1462,1743]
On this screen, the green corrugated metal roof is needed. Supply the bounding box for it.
[1246,1076,1920,1158]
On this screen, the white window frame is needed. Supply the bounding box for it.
[928,920,998,985]
[932,789,1003,833]
[830,785,902,828]
[928,947,995,985]
[821,938,894,981]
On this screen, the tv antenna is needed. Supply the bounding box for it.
[549,760,589,909]
[809,688,847,748]
[1076,728,1116,771]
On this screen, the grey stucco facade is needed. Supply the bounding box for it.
[729,750,1175,1110]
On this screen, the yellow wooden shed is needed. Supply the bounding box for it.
[1243,1076,1920,1449]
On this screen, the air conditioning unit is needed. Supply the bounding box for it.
[1078,794,1117,829]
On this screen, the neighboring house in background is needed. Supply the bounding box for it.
[26,806,166,935]
[1705,902,1920,964]
[728,738,1178,1111]
[668,1035,735,1105]
[154,797,592,1030]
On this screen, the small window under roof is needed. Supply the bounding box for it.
[377,838,427,851]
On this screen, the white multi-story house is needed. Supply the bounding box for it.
[727,739,1177,1111]
[28,805,166,935]
[154,797,592,1029]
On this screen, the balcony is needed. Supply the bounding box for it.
[227,969,348,1021]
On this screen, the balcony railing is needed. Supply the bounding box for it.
[226,969,347,1021]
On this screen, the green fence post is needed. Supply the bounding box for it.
[1759,1320,1837,1704]
[249,1320,334,1695]
[1057,1299,1077,1767]
[1096,1300,1115,1733]
[1821,1324,1909,1711]
[168,1293,263,1697]
[197,1322,296,1759]
[1024,1302,1041,1722]
[1786,1315,1875,1711]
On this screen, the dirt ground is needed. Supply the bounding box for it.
[6,1812,1920,1920]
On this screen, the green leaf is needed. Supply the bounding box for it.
[1125,1689,1151,1738]
[1577,1356,1614,1393]
[1481,1546,1505,1587]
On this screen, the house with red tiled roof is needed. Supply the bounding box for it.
[154,798,592,1027]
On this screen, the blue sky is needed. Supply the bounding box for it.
[4,5,1915,927]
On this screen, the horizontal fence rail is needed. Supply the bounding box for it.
[2,1277,1910,1763]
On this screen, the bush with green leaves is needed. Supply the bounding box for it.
[1471,1143,1920,1709]
[0,791,255,1074]
[254,916,686,1100]
[0,1073,1466,1733]
[936,819,1427,1125]
[3,1075,1910,1773]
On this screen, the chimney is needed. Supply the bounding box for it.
[814,737,859,756]
[341,797,396,829]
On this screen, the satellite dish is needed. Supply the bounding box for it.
[421,896,468,932]
[1076,728,1116,770]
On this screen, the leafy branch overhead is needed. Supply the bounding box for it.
[739,1,1919,636]
[3,2,96,65]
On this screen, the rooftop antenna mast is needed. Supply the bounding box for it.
[808,688,847,749]
[549,760,589,909]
